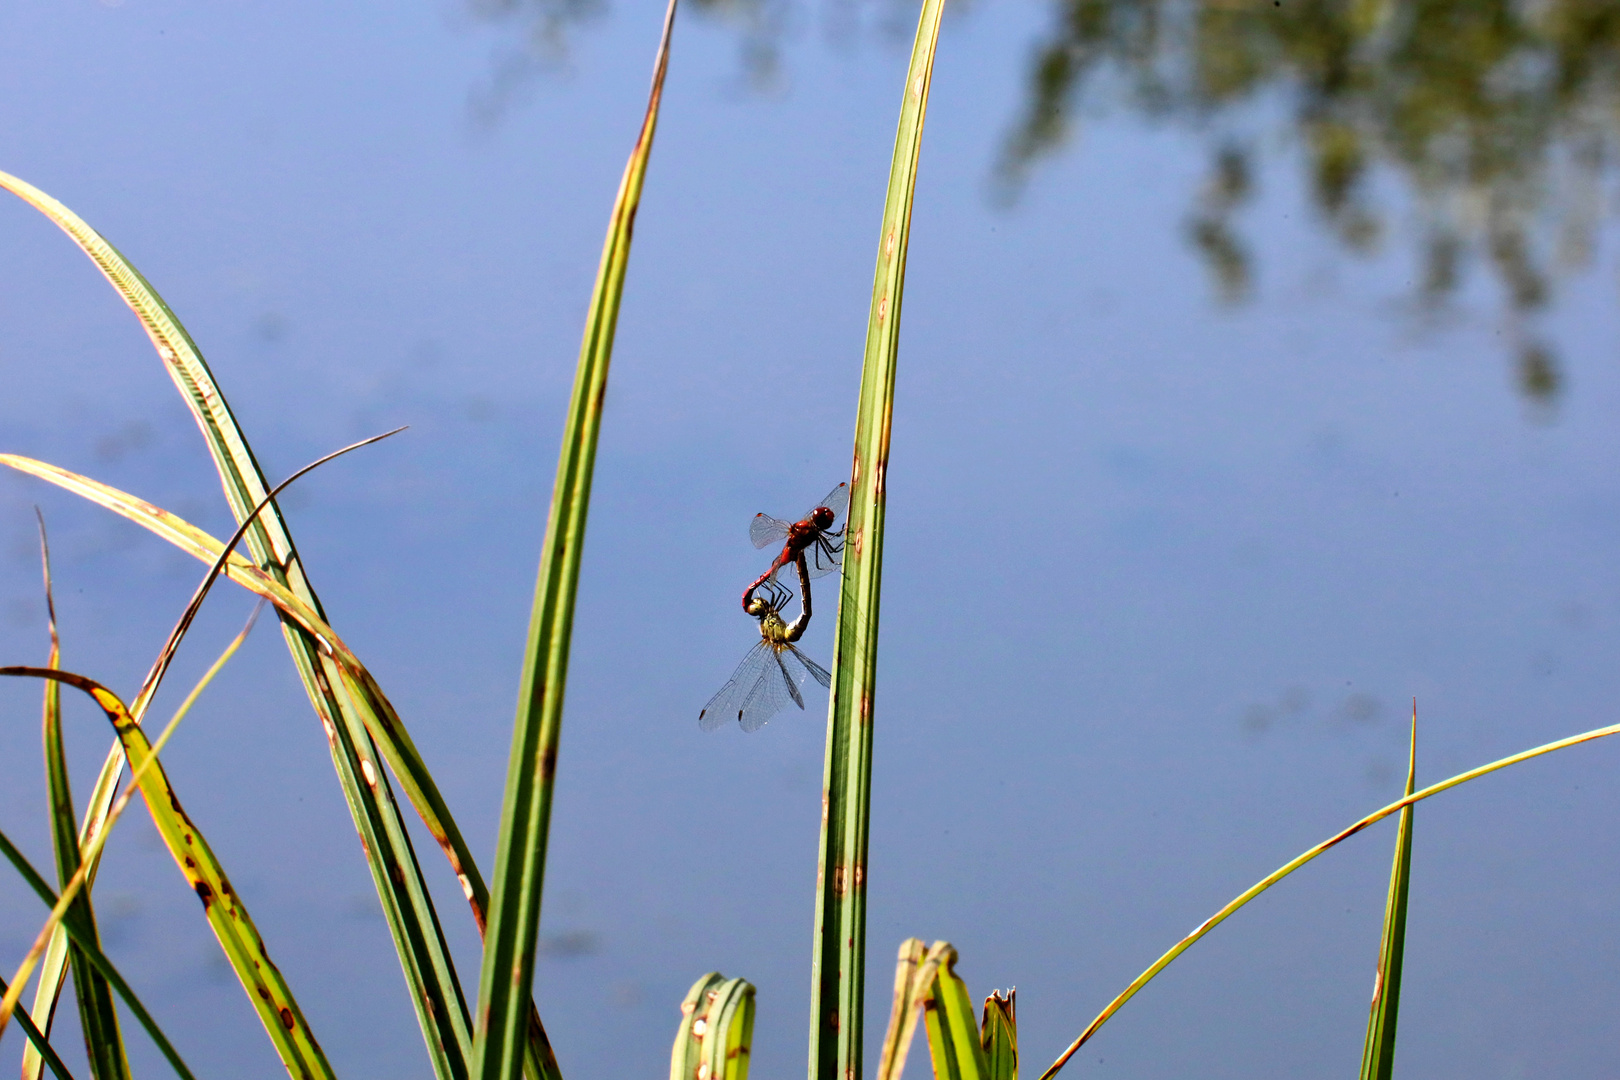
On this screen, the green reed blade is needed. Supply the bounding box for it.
[0,827,195,1080]
[0,171,505,1080]
[24,738,125,1080]
[0,669,328,1078]
[1039,714,1620,1080]
[1359,704,1416,1080]
[0,965,75,1080]
[670,975,756,1080]
[471,4,676,1078]
[809,3,946,1078]
[32,518,130,1080]
[980,990,1016,1080]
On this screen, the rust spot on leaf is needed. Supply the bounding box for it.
[195,881,214,908]
[257,986,271,1001]
[279,1007,295,1030]
[540,745,558,782]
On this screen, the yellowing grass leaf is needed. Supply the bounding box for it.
[669,974,755,1080]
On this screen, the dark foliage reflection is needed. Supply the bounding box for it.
[1001,0,1620,403]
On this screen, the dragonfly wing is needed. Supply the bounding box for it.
[804,535,845,578]
[739,649,795,732]
[750,514,790,549]
[787,645,833,689]
[776,650,806,710]
[700,641,773,731]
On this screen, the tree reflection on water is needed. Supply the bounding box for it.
[1001,0,1620,403]
[470,0,1620,404]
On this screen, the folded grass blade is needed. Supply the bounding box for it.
[809,2,946,1077]
[33,516,130,1080]
[1359,704,1416,1080]
[0,169,495,1080]
[980,990,1016,1080]
[0,669,331,1079]
[875,939,929,1080]
[1039,714,1620,1079]
[471,4,676,1078]
[669,974,755,1080]
[0,829,194,1080]
[921,945,988,1080]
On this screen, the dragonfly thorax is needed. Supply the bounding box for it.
[758,610,792,644]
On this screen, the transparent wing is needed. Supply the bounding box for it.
[700,640,775,731]
[803,533,845,579]
[750,513,791,549]
[810,482,850,527]
[738,648,800,733]
[785,645,832,689]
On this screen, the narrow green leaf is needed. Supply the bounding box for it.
[0,828,194,1080]
[1038,714,1620,1079]
[979,991,1016,1080]
[0,961,77,1080]
[809,2,946,1077]
[921,945,988,1080]
[472,4,676,1078]
[0,669,333,1080]
[670,975,756,1080]
[1359,704,1416,1080]
[0,169,501,1080]
[33,517,130,1080]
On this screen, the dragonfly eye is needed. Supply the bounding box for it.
[812,507,835,529]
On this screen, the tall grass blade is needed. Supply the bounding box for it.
[669,974,755,1080]
[0,966,74,1080]
[0,172,501,1080]
[471,4,676,1078]
[1359,704,1416,1080]
[32,516,130,1080]
[979,991,1016,1080]
[0,827,195,1080]
[1038,713,1620,1079]
[809,2,946,1077]
[0,670,329,1077]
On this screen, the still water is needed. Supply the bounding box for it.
[1,1,1618,1077]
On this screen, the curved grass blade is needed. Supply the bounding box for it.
[0,669,332,1079]
[980,990,1016,1080]
[471,4,677,1078]
[1359,703,1416,1080]
[0,451,565,1078]
[669,975,755,1080]
[0,829,194,1080]
[1038,714,1620,1079]
[0,171,496,1080]
[0,966,75,1080]
[810,1,946,1077]
[32,514,130,1080]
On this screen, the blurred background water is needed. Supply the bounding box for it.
[1,1,1618,1077]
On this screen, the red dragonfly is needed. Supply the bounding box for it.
[741,482,849,611]
[701,571,830,733]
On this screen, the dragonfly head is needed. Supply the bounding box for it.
[811,505,836,530]
[745,595,772,617]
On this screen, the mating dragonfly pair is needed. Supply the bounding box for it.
[700,483,849,733]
